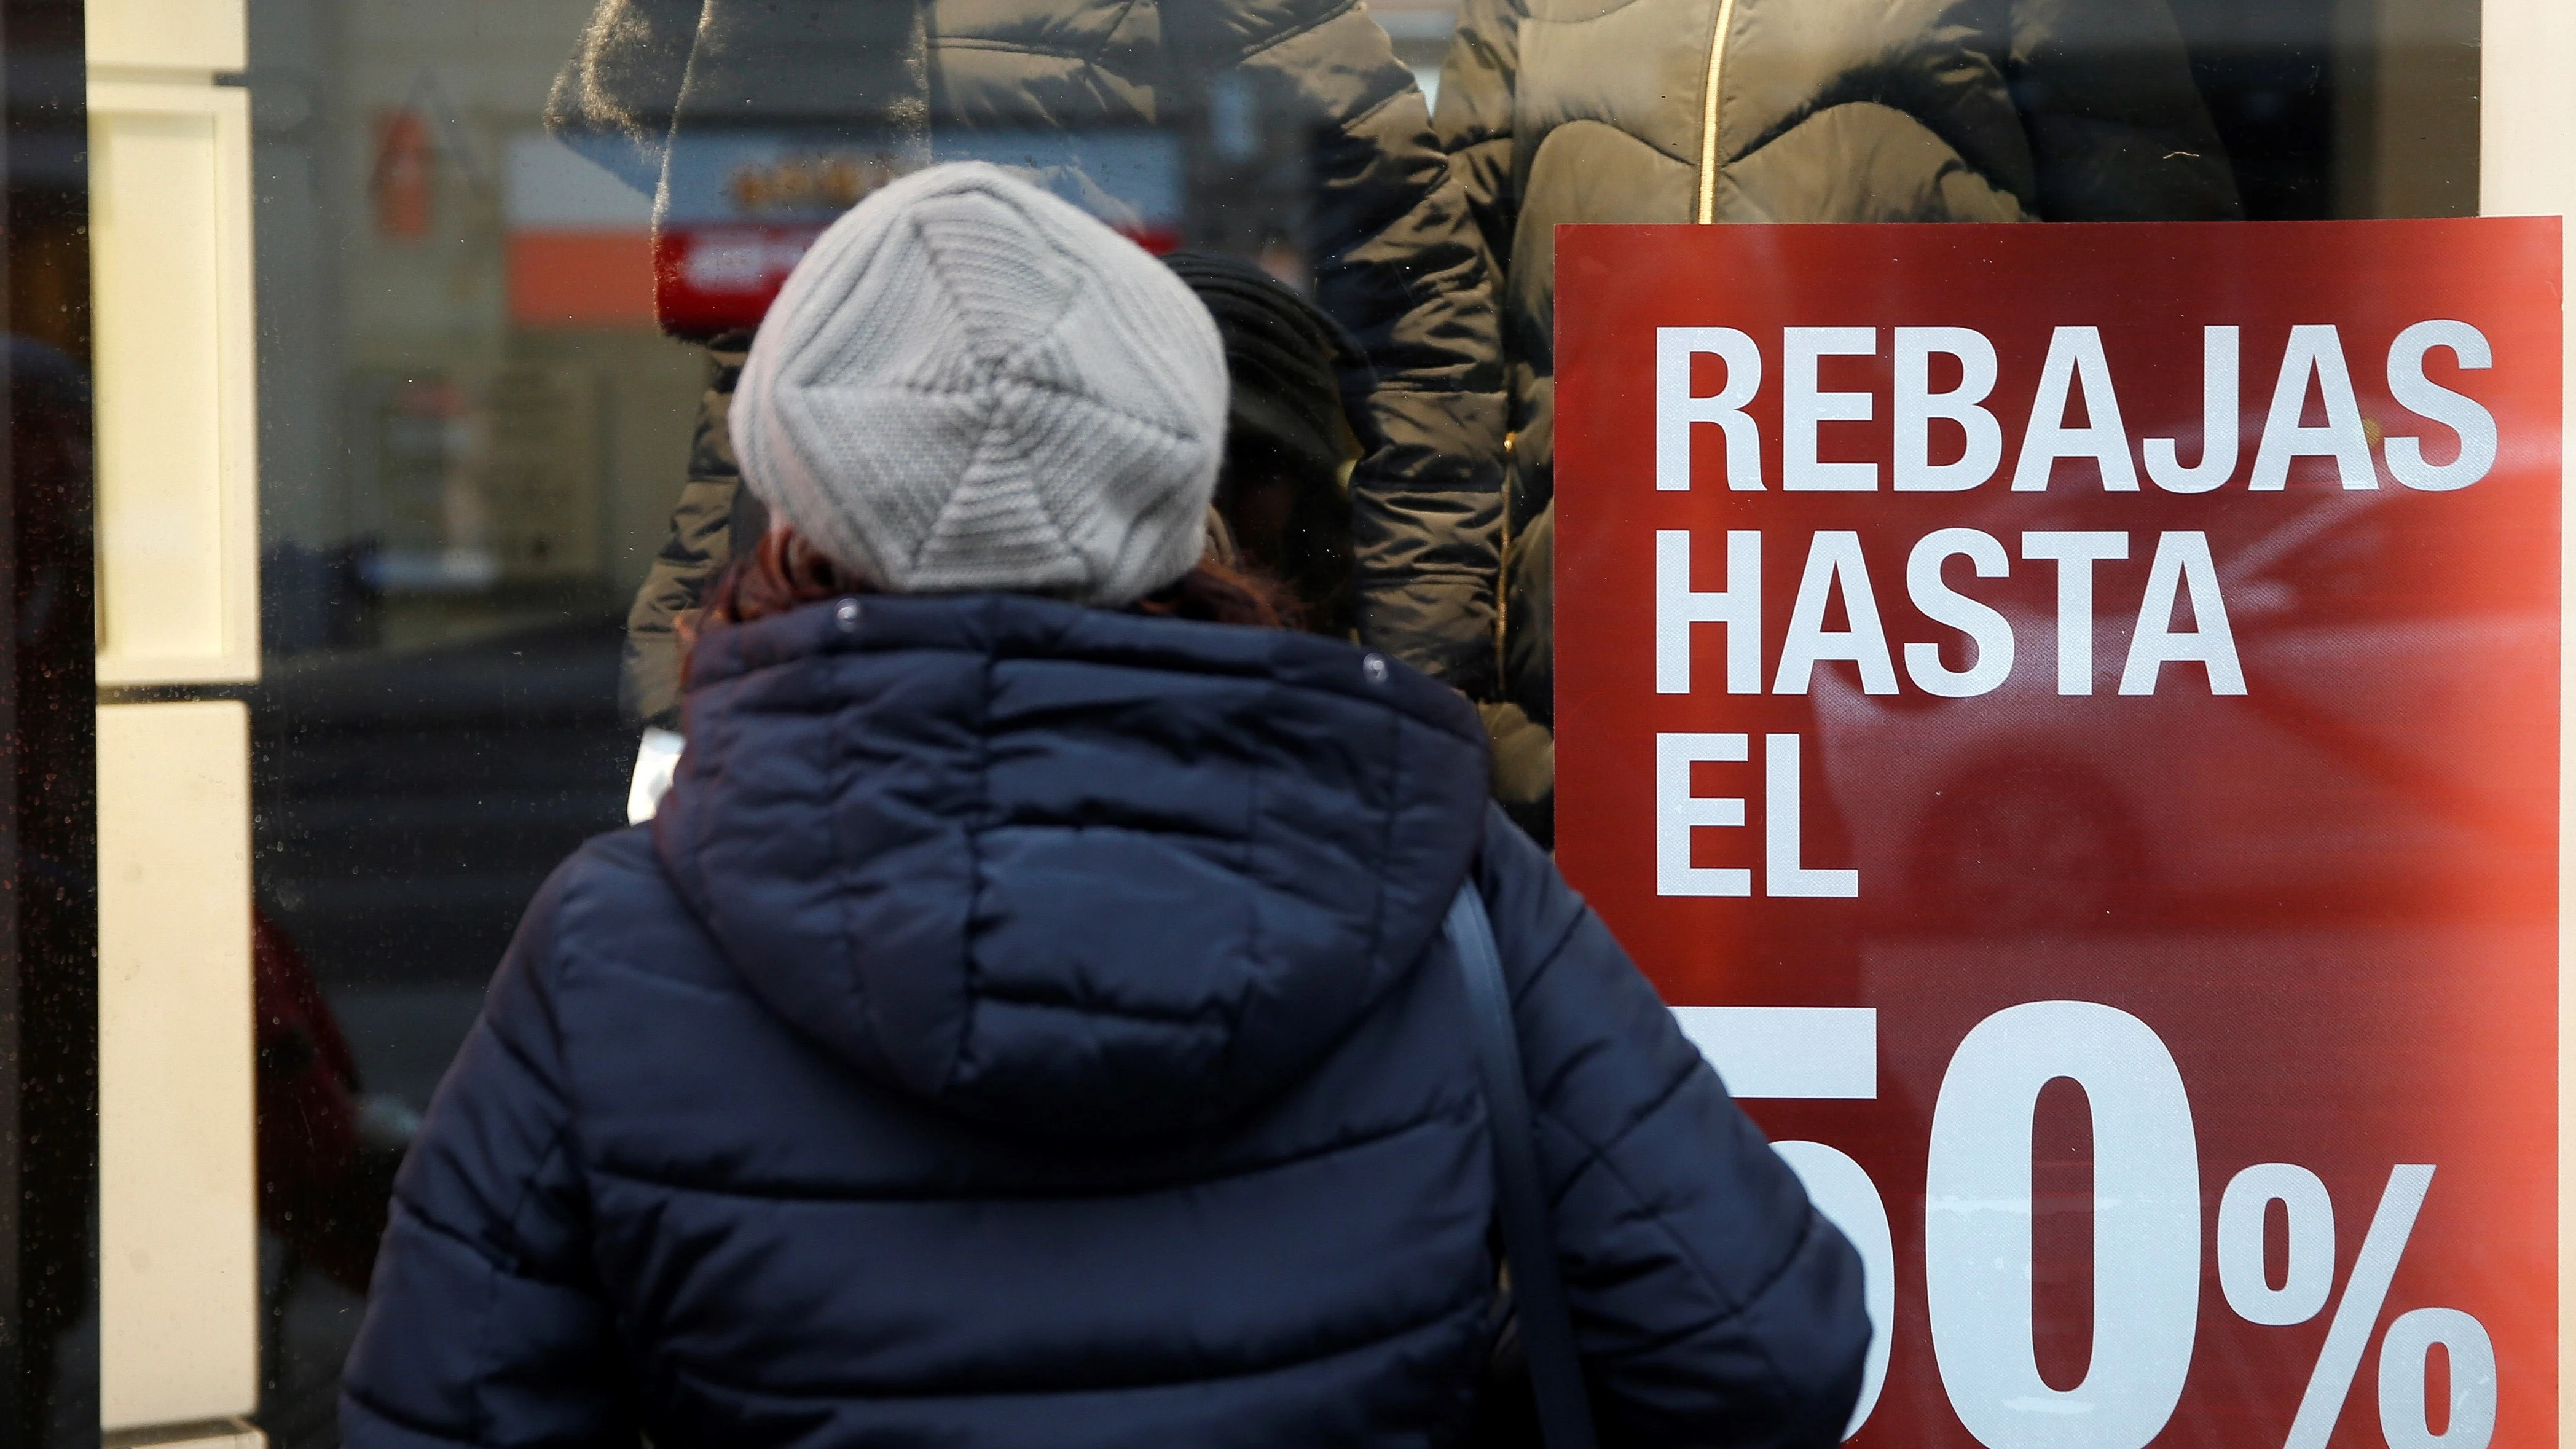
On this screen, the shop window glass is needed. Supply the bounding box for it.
[222,0,2484,1437]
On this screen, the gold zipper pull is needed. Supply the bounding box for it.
[1695,0,1740,224]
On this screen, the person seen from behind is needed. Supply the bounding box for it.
[1163,248,1555,832]
[1161,249,1366,643]
[626,245,1383,822]
[341,163,1868,1447]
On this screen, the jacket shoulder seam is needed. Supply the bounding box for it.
[930,36,1089,57]
[1083,0,1147,66]
[1363,377,1507,395]
[384,1119,584,1441]
[656,1277,1485,1400]
[1577,1137,1820,1394]
[343,1377,480,1447]
[582,1092,1475,1204]
[1541,1045,1695,1173]
[386,1182,586,1290]
[1236,0,1367,65]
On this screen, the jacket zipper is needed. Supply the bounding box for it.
[1694,0,1738,222]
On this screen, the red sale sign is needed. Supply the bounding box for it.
[1554,219,2559,1449]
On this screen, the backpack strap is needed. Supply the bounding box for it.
[1445,880,1600,1449]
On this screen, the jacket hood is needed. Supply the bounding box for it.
[653,594,1491,1142]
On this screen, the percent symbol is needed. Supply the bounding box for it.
[2223,1163,2496,1449]
[2280,1164,2431,1449]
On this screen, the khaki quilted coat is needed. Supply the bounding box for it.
[551,0,1510,723]
[1434,0,2241,783]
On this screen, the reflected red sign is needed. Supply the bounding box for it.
[1553,219,2559,1449]
[650,132,1187,334]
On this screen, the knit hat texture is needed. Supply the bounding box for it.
[732,162,1228,605]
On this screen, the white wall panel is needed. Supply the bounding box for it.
[88,2,267,1434]
[2475,1,2575,1437]
[86,0,246,73]
[98,702,259,1430]
[89,80,259,686]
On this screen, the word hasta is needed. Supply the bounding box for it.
[1659,527,2238,701]
[1656,322,2496,494]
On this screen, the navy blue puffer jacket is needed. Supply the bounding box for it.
[341,593,1866,1447]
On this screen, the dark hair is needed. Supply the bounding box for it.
[681,525,1297,658]
[1161,251,1367,639]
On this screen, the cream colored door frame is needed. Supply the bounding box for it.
[2476,2,2575,1440]
[87,0,264,1443]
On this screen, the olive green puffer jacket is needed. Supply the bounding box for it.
[1433,0,2240,831]
[551,0,1509,724]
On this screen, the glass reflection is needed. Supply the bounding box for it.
[229,0,2481,1436]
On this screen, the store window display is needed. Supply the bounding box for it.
[183,0,2486,1439]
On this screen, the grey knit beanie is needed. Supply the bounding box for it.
[732,162,1229,604]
